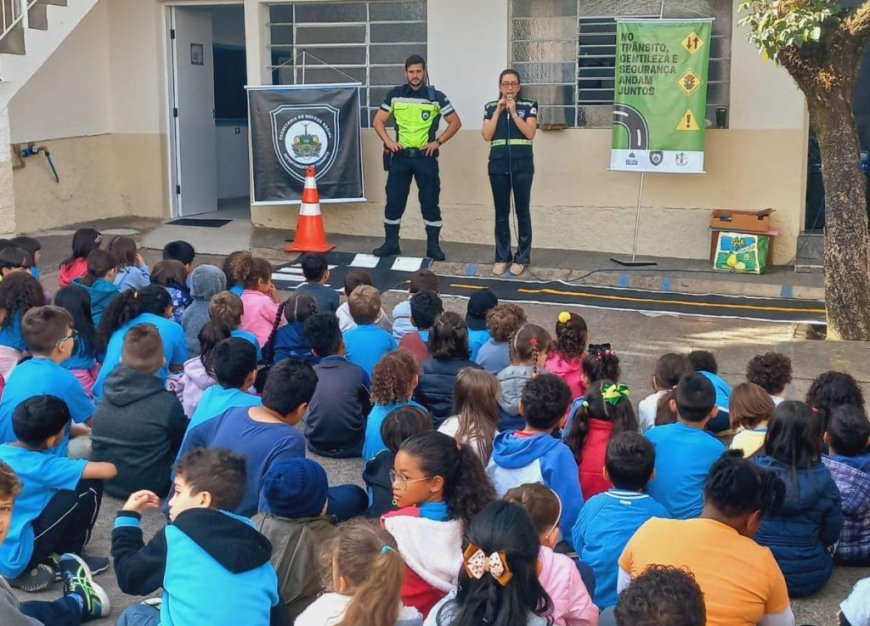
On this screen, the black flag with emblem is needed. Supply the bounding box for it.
[248,84,364,204]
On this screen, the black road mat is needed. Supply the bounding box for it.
[166,218,232,227]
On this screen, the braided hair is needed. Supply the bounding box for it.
[261,292,317,367]
[512,324,553,376]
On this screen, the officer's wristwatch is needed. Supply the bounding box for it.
[435,138,443,146]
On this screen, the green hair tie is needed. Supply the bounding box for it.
[601,383,630,406]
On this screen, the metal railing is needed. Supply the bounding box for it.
[1,0,37,48]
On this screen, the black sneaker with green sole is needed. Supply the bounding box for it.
[59,553,111,621]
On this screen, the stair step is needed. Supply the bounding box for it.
[27,3,48,30]
[0,21,25,55]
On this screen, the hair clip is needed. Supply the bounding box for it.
[558,311,571,324]
[464,544,513,586]
[530,338,538,347]
[601,383,630,406]
[380,545,394,555]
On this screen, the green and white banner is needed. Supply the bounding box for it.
[610,19,713,174]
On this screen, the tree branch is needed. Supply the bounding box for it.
[838,1,870,48]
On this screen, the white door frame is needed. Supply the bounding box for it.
[162,1,245,219]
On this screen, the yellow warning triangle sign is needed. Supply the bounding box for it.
[677,109,700,131]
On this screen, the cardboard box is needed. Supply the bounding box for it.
[710,208,773,233]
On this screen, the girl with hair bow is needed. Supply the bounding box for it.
[565,380,638,499]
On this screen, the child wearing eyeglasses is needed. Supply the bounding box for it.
[382,431,495,618]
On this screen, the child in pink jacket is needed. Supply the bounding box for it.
[506,483,598,626]
[236,253,282,346]
[544,312,588,400]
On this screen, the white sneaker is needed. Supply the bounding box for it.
[493,262,509,276]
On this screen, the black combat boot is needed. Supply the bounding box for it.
[373,224,402,257]
[425,226,446,261]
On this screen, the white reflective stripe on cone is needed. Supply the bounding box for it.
[304,176,317,189]
[299,202,321,216]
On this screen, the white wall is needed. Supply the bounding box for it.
[216,124,250,198]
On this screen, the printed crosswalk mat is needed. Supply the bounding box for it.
[272,252,431,295]
[274,255,825,325]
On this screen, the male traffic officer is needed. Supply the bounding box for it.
[372,55,462,261]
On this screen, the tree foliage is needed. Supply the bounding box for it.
[739,0,840,61]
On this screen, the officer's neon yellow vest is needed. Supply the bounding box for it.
[393,98,440,149]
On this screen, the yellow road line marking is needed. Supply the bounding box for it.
[447,283,826,315]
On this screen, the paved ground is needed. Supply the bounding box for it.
[11,221,866,625]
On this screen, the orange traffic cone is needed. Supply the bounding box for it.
[285,167,335,254]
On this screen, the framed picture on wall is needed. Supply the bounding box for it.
[191,43,204,65]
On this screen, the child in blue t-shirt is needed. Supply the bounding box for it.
[343,285,397,376]
[0,272,46,381]
[92,285,188,399]
[0,306,95,457]
[572,431,669,608]
[645,373,725,519]
[70,249,120,327]
[0,396,116,592]
[295,254,339,314]
[188,337,261,432]
[0,460,111,620]
[689,350,732,433]
[486,374,583,542]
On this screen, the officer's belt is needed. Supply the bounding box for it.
[395,148,430,157]
[490,139,533,147]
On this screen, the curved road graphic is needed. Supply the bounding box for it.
[612,104,649,150]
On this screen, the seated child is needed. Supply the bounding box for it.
[571,432,669,609]
[0,272,47,380]
[150,260,192,323]
[465,289,497,362]
[297,518,422,626]
[188,337,260,431]
[545,311,589,400]
[822,405,870,565]
[253,458,337,621]
[565,380,638,499]
[754,401,844,597]
[728,382,774,457]
[180,264,226,355]
[0,307,94,457]
[383,431,495,617]
[304,313,371,458]
[392,268,439,340]
[644,373,725,519]
[841,577,870,626]
[0,396,116,591]
[71,250,119,326]
[0,246,31,278]
[497,324,552,432]
[11,237,42,281]
[58,228,102,288]
[108,236,150,293]
[746,351,792,406]
[638,353,691,433]
[237,253,281,347]
[55,287,103,397]
[423,501,552,626]
[336,269,392,333]
[90,326,186,499]
[563,345,622,435]
[504,483,599,626]
[475,303,527,375]
[438,368,499,463]
[93,285,188,399]
[398,290,443,366]
[619,451,793,626]
[343,285,397,376]
[296,254,339,314]
[613,565,705,626]
[112,448,287,626]
[806,370,866,432]
[207,290,262,356]
[0,460,110,621]
[487,374,582,542]
[415,312,483,428]
[688,350,731,432]
[162,240,196,285]
[265,292,318,366]
[364,405,432,517]
[222,250,248,297]
[174,320,229,417]
[364,350,422,460]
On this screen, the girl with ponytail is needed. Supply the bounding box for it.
[382,431,496,618]
[544,311,588,399]
[92,284,188,398]
[71,249,119,325]
[496,323,552,432]
[262,292,318,367]
[297,519,422,626]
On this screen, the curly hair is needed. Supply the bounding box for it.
[805,370,865,431]
[485,303,527,343]
[746,352,792,395]
[0,272,46,328]
[614,565,705,626]
[222,250,250,288]
[371,351,419,405]
[582,348,621,384]
[552,312,588,361]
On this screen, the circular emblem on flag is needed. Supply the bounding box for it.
[284,118,330,166]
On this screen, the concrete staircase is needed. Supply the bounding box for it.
[0,0,99,109]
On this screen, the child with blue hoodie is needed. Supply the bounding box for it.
[486,373,583,543]
[112,448,287,626]
[108,236,150,293]
[71,250,119,326]
[754,400,843,597]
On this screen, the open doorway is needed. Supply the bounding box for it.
[167,4,249,219]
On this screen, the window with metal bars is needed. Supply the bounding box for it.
[511,0,732,128]
[268,1,427,128]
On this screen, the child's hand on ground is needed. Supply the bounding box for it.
[122,490,161,514]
